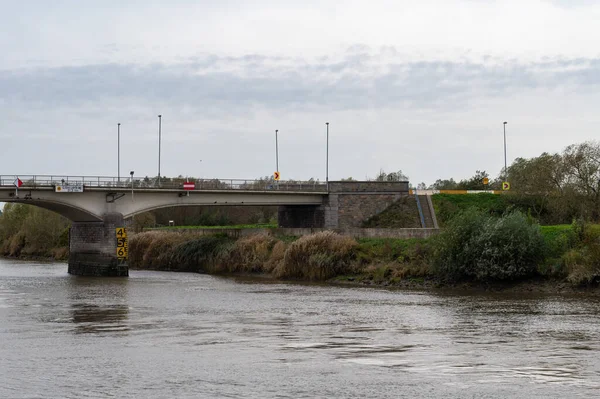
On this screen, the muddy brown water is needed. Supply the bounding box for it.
[1,259,599,398]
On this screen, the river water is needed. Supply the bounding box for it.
[1,259,600,398]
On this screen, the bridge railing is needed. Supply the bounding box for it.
[0,175,327,192]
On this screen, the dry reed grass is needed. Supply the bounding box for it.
[266,241,287,273]
[229,234,278,273]
[277,231,358,280]
[51,247,69,260]
[8,232,26,256]
[129,231,189,269]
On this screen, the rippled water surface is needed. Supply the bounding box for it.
[1,259,600,398]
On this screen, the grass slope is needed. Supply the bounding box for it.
[362,196,421,228]
[432,193,508,225]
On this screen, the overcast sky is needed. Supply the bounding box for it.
[2,0,600,185]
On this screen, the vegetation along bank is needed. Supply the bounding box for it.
[127,211,600,291]
[3,201,600,292]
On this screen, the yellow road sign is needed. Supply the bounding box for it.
[502,181,511,191]
[482,177,489,185]
[274,171,280,181]
[116,227,127,238]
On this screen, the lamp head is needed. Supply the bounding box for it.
[130,171,134,176]
[503,121,507,125]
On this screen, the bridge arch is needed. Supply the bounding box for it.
[3,199,103,222]
[122,200,288,219]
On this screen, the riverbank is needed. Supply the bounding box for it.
[330,274,600,295]
[3,218,600,294]
[0,249,69,262]
[127,224,600,293]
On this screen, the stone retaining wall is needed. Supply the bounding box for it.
[279,181,411,229]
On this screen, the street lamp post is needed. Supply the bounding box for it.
[503,121,508,181]
[326,122,329,191]
[199,159,203,188]
[158,115,162,187]
[275,129,279,188]
[117,123,121,184]
[275,129,279,175]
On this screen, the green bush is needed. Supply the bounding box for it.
[356,237,432,264]
[433,209,544,282]
[540,225,577,258]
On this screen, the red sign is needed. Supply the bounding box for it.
[183,182,195,190]
[13,178,23,188]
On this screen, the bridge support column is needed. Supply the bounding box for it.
[68,213,128,277]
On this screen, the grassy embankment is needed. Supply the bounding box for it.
[431,193,509,225]
[128,216,600,288]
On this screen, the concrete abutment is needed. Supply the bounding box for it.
[278,181,409,229]
[68,213,128,277]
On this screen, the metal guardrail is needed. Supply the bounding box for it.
[0,175,328,192]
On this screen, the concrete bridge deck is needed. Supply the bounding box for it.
[0,175,327,192]
[0,175,328,221]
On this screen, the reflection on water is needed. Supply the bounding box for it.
[66,275,130,334]
[70,304,130,334]
[1,259,600,398]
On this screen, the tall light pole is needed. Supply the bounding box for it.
[275,129,279,179]
[117,123,121,184]
[199,159,203,187]
[503,121,508,181]
[326,122,329,191]
[158,114,162,186]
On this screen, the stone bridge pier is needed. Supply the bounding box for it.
[68,213,128,277]
[278,181,409,229]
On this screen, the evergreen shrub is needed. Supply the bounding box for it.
[433,209,544,282]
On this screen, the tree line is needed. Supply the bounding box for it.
[411,141,600,224]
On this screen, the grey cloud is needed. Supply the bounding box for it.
[2,52,600,116]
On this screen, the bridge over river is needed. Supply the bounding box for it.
[0,175,409,277]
